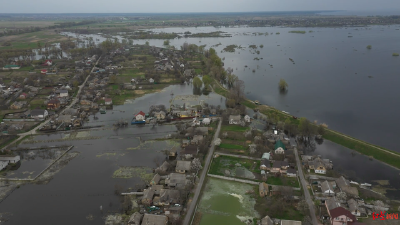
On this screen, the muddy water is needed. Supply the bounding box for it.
[198,178,258,225]
[0,84,223,224]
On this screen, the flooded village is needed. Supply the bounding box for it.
[0,28,400,225]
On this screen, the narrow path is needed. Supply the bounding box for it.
[1,56,102,151]
[294,146,318,225]
[182,119,222,225]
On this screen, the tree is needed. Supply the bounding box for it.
[230,79,245,104]
[298,118,316,139]
[318,123,327,135]
[163,40,170,45]
[202,75,212,88]
[191,158,203,172]
[214,138,221,146]
[279,79,288,91]
[145,41,149,46]
[193,77,203,88]
[366,45,372,49]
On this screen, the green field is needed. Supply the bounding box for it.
[219,143,246,150]
[221,125,248,132]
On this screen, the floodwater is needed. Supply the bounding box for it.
[197,178,258,225]
[0,84,222,224]
[309,140,400,199]
[63,25,400,151]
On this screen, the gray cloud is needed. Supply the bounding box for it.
[1,0,400,13]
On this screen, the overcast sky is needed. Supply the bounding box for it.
[1,0,400,13]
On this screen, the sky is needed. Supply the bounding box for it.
[1,0,400,13]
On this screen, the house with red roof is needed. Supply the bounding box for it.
[135,111,145,121]
[325,197,365,225]
[41,69,48,74]
[19,93,28,99]
[42,59,52,66]
[105,98,113,105]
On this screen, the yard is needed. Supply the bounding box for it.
[209,155,260,180]
[266,176,300,188]
[221,125,248,132]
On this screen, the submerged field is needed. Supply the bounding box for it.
[196,178,259,225]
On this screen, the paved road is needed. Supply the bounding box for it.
[182,119,222,225]
[1,57,101,151]
[294,146,319,225]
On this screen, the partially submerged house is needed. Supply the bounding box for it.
[321,180,336,195]
[135,111,146,121]
[0,155,20,164]
[156,161,170,174]
[336,176,359,197]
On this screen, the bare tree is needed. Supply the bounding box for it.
[230,79,245,104]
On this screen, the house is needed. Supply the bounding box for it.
[202,118,211,125]
[153,189,180,206]
[286,168,297,177]
[141,187,155,205]
[244,115,251,122]
[321,180,335,195]
[0,161,8,171]
[260,159,271,170]
[41,69,48,74]
[259,182,269,197]
[261,215,273,225]
[304,156,333,174]
[326,200,357,225]
[59,89,68,97]
[30,109,48,119]
[3,65,21,70]
[262,152,270,160]
[128,212,142,225]
[42,59,52,66]
[154,111,166,120]
[181,145,198,159]
[105,98,113,105]
[168,147,178,160]
[336,176,359,197]
[229,115,241,124]
[149,78,154,83]
[347,199,361,217]
[191,135,204,145]
[271,161,289,173]
[274,140,286,154]
[150,174,161,185]
[165,173,187,189]
[175,160,191,173]
[156,161,170,174]
[19,93,27,99]
[135,111,146,121]
[10,101,27,109]
[194,127,208,135]
[141,214,168,225]
[0,155,20,164]
[47,99,60,110]
[281,220,302,225]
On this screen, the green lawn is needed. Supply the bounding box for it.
[266,176,300,188]
[209,155,259,177]
[219,143,246,150]
[221,125,248,132]
[323,130,400,169]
